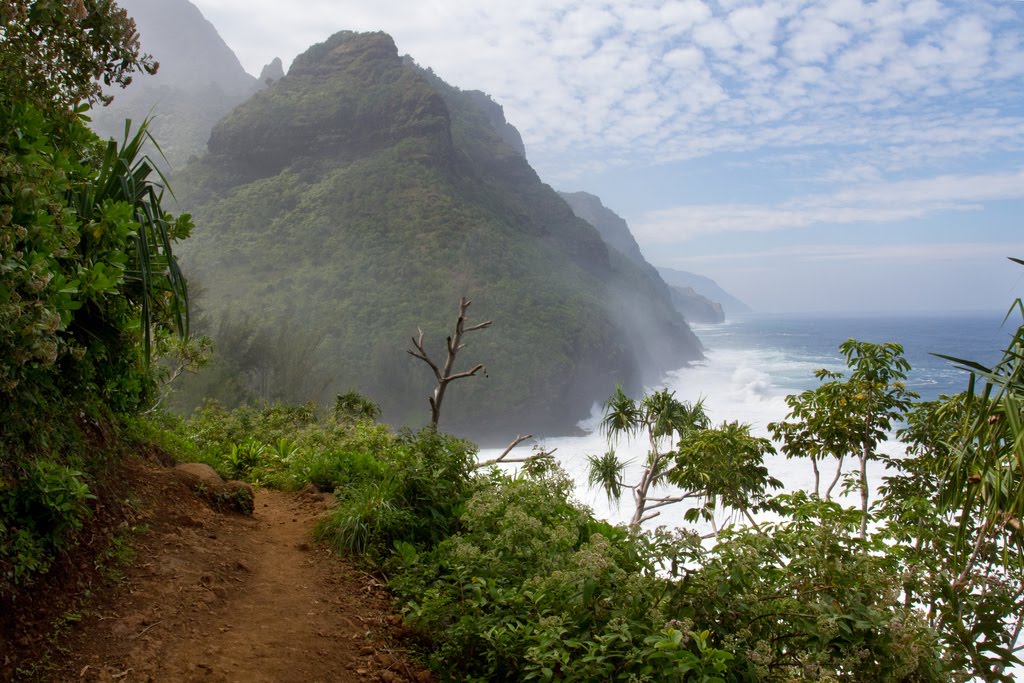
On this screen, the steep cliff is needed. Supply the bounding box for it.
[669,286,726,324]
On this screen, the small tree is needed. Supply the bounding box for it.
[408,297,491,429]
[588,387,780,532]
[669,420,781,533]
[770,339,916,539]
[588,387,708,527]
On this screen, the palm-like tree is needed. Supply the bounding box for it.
[588,387,708,527]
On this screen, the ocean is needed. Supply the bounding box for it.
[483,311,1018,529]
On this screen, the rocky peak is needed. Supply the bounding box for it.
[206,31,454,181]
[114,0,256,91]
[259,57,285,85]
[462,91,526,157]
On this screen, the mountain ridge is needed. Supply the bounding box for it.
[559,191,728,324]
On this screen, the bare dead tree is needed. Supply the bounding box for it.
[408,297,492,429]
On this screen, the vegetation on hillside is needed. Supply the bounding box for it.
[169,288,1024,680]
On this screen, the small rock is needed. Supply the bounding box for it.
[173,463,225,488]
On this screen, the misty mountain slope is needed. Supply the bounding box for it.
[176,31,701,437]
[559,191,725,324]
[558,191,647,266]
[658,267,753,316]
[88,0,261,169]
[669,286,725,324]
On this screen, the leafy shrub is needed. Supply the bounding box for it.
[0,460,95,588]
[334,389,381,422]
[183,400,318,458]
[389,461,735,682]
[316,428,475,562]
[287,448,385,493]
[678,492,945,682]
[316,478,412,556]
[224,439,266,479]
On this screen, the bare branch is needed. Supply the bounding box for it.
[408,297,493,429]
[475,434,535,468]
[638,511,663,525]
[643,497,687,512]
[446,364,486,382]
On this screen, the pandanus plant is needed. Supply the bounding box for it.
[942,258,1024,564]
[70,118,192,367]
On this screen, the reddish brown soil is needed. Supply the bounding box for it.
[12,460,428,682]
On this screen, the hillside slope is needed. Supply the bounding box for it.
[176,31,701,438]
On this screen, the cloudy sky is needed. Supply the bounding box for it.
[188,0,1024,312]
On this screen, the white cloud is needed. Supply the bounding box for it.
[186,0,1024,188]
[670,241,1024,265]
[633,169,1024,242]
[784,18,851,64]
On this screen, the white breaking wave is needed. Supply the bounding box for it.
[481,344,899,531]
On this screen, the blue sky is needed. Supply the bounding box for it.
[190,0,1024,312]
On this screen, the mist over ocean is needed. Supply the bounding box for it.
[484,311,1015,529]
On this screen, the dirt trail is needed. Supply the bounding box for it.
[56,469,426,683]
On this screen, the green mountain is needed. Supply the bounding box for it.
[88,0,264,169]
[175,31,702,438]
[559,191,725,324]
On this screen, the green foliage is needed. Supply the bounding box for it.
[1,106,192,426]
[316,428,476,562]
[0,0,156,112]
[334,390,381,423]
[941,265,1024,553]
[390,463,733,682]
[224,439,266,480]
[670,421,781,525]
[769,339,917,536]
[170,311,330,413]
[1,460,95,590]
[589,387,782,530]
[682,492,945,682]
[881,395,1024,679]
[183,400,317,457]
[1,7,191,594]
